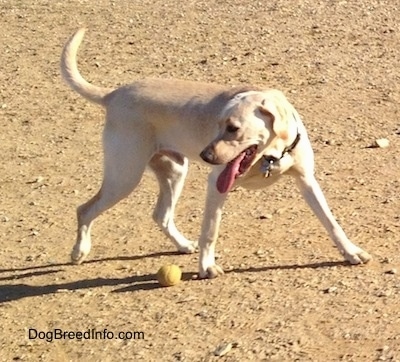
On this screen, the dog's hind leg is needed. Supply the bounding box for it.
[149,153,197,253]
[71,123,154,264]
[295,173,372,264]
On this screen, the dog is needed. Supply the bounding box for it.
[61,29,371,278]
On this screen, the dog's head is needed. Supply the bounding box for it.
[200,89,297,193]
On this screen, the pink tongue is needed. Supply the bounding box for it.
[216,152,246,193]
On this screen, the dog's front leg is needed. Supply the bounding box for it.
[198,168,229,279]
[295,173,371,264]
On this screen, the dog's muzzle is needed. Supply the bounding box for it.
[200,148,219,165]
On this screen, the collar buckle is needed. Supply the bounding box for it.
[261,155,278,177]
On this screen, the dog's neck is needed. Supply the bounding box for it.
[261,114,301,177]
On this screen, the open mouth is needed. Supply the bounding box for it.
[216,145,258,193]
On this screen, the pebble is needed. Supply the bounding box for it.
[56,289,72,293]
[259,214,272,220]
[195,310,208,318]
[30,229,39,236]
[373,138,390,148]
[323,286,337,294]
[214,342,238,357]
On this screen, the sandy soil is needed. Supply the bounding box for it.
[1,0,400,361]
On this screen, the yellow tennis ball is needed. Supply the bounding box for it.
[157,264,182,287]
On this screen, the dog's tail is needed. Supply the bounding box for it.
[61,28,113,106]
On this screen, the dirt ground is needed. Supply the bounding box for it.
[1,0,400,361]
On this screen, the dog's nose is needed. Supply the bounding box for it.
[200,148,216,164]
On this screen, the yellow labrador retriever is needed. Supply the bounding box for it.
[61,29,371,278]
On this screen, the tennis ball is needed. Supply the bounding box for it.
[156,264,182,287]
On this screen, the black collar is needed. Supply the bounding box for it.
[282,131,301,155]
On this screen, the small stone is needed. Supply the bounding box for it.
[323,286,337,294]
[385,268,397,275]
[26,176,44,184]
[373,138,390,148]
[30,229,39,236]
[214,342,233,357]
[259,214,272,220]
[35,176,44,183]
[195,310,208,318]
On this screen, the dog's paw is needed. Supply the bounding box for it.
[344,249,372,265]
[70,244,90,265]
[177,241,198,254]
[198,264,224,279]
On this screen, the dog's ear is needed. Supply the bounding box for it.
[259,92,292,140]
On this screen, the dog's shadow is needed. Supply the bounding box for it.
[0,252,349,303]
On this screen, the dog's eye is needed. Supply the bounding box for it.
[226,125,239,133]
